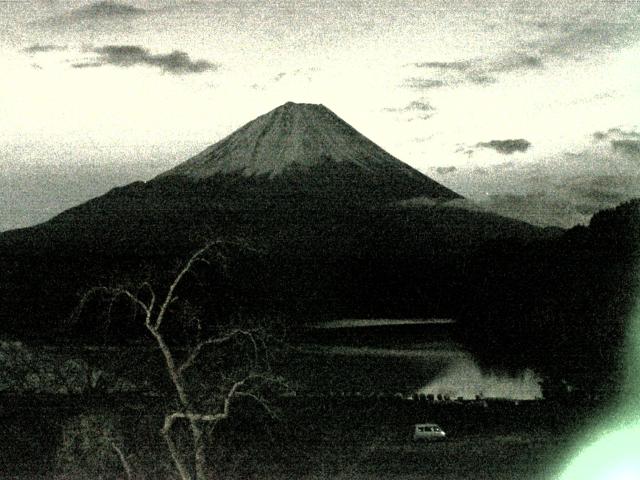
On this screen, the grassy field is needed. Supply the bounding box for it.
[279,432,572,480]
[201,399,594,480]
[0,428,576,480]
[0,396,600,479]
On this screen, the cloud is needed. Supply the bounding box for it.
[450,170,640,228]
[593,131,608,141]
[34,1,147,29]
[407,17,632,92]
[75,45,217,74]
[441,125,640,228]
[68,1,146,19]
[611,140,640,157]
[384,100,435,118]
[408,52,543,89]
[593,128,640,141]
[606,128,640,140]
[70,62,101,69]
[592,128,640,158]
[403,77,445,90]
[253,67,317,89]
[418,53,543,75]
[474,191,591,228]
[564,175,639,218]
[435,166,457,175]
[536,23,631,61]
[404,100,435,112]
[476,139,531,155]
[414,61,471,71]
[489,53,543,73]
[23,44,67,53]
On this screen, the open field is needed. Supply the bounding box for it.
[0,396,602,479]
[0,429,576,480]
[273,433,572,480]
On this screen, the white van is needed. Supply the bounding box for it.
[412,423,446,441]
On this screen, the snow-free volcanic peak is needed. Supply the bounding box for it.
[158,102,461,200]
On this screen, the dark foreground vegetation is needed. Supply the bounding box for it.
[0,395,606,479]
[0,199,637,478]
[1,199,638,389]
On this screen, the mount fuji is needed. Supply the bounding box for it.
[0,102,552,336]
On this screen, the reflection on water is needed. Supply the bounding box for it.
[293,319,542,399]
[419,357,542,400]
[312,318,456,329]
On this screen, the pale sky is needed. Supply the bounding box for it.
[1,0,639,230]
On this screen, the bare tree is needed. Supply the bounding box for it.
[75,240,288,480]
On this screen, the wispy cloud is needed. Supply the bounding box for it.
[71,62,101,69]
[593,127,640,158]
[406,17,634,92]
[593,128,640,141]
[403,77,445,90]
[466,180,636,228]
[384,99,436,121]
[476,139,532,155]
[414,61,471,71]
[417,53,543,76]
[489,53,543,73]
[34,1,147,28]
[73,45,217,74]
[407,52,543,90]
[247,67,318,90]
[23,44,67,53]
[535,22,633,60]
[567,176,632,207]
[611,140,640,157]
[402,100,435,112]
[435,166,457,175]
[71,1,146,18]
[445,130,640,227]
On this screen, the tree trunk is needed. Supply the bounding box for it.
[163,415,193,480]
[191,420,207,480]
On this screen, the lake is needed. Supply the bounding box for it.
[288,319,542,399]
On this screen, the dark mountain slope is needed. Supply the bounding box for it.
[0,102,556,339]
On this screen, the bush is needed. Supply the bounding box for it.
[56,413,128,479]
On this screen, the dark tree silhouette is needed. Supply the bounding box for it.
[75,241,289,480]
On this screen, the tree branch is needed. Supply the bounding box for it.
[234,391,279,419]
[145,323,190,408]
[110,441,133,480]
[177,328,261,375]
[155,241,222,330]
[161,415,192,480]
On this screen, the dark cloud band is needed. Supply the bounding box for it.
[23,44,67,53]
[71,1,146,18]
[611,140,640,157]
[435,166,457,175]
[74,45,217,74]
[476,139,531,155]
[403,77,445,90]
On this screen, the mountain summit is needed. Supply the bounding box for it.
[158,102,460,200]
